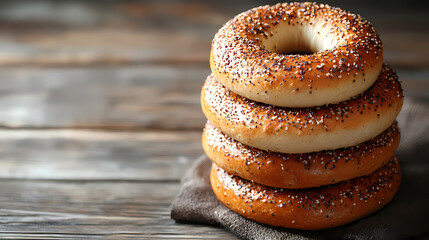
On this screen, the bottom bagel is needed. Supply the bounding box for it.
[210,157,401,230]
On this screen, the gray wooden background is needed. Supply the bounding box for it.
[0,0,427,238]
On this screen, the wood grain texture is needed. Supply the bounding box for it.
[0,180,235,239]
[0,65,208,130]
[0,129,202,181]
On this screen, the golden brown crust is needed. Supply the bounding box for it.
[211,2,383,107]
[203,121,400,188]
[201,64,403,153]
[211,157,401,230]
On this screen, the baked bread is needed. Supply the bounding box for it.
[202,65,403,153]
[211,2,383,107]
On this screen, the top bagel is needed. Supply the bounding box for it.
[210,2,383,107]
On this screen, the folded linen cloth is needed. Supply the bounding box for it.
[171,99,429,240]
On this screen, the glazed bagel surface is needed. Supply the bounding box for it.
[201,65,403,154]
[211,157,401,230]
[203,121,400,189]
[211,2,383,107]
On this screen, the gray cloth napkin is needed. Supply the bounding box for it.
[171,99,429,240]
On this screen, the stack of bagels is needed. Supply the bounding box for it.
[201,2,403,230]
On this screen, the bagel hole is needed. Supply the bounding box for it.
[261,23,335,56]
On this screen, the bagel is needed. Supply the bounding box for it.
[211,2,383,107]
[211,157,401,230]
[203,121,399,188]
[201,64,403,154]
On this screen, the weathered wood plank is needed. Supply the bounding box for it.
[0,65,209,130]
[0,0,425,68]
[0,0,229,65]
[0,129,203,181]
[0,180,236,239]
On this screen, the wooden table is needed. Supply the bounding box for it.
[0,0,427,238]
